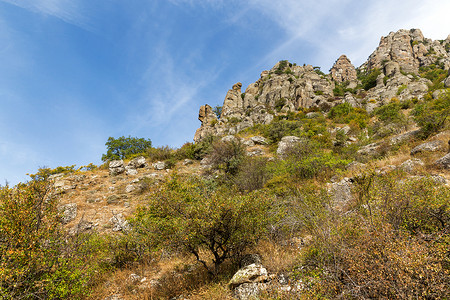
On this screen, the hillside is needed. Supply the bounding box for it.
[1,29,449,300]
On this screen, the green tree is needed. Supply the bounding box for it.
[131,175,273,276]
[101,136,152,161]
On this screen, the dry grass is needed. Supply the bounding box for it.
[257,239,301,274]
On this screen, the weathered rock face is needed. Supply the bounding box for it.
[194,63,336,142]
[365,29,450,74]
[330,55,357,83]
[193,29,449,143]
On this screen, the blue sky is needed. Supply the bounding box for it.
[1,0,449,184]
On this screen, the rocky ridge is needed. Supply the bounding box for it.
[194,29,450,142]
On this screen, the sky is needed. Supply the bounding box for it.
[1,0,449,184]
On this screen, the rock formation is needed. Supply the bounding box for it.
[364,29,450,74]
[194,29,450,143]
[330,55,357,83]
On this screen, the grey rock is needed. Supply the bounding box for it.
[229,263,268,289]
[330,55,357,83]
[410,140,444,155]
[234,282,268,300]
[125,184,136,193]
[305,112,320,119]
[435,153,450,169]
[400,158,424,173]
[183,159,193,165]
[222,135,238,142]
[247,148,265,157]
[109,160,125,176]
[328,178,353,208]
[110,213,131,232]
[59,203,77,224]
[277,136,303,157]
[125,166,138,176]
[357,142,381,156]
[389,129,421,145]
[241,139,255,147]
[444,76,450,88]
[250,136,268,145]
[152,161,166,170]
[127,156,147,169]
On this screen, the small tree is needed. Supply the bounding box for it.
[101,136,152,161]
[131,175,273,276]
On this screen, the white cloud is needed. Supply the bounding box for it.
[0,0,92,30]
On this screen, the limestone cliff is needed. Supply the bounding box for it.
[194,29,450,142]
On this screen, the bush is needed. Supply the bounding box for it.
[374,101,407,125]
[207,139,246,176]
[234,157,271,193]
[359,68,381,90]
[297,173,450,299]
[328,103,369,128]
[146,145,175,162]
[0,180,99,299]
[131,175,274,276]
[28,165,77,181]
[413,90,450,138]
[102,136,152,161]
[281,138,350,180]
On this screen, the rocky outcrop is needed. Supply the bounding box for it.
[364,29,450,74]
[330,55,357,83]
[194,29,449,143]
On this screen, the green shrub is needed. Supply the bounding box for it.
[274,98,287,111]
[374,101,406,124]
[261,120,303,143]
[359,68,381,90]
[396,84,407,95]
[207,139,246,176]
[131,175,274,276]
[274,60,289,75]
[146,145,175,162]
[102,136,152,161]
[412,90,450,137]
[213,105,222,119]
[328,103,369,128]
[28,165,76,181]
[234,157,271,193]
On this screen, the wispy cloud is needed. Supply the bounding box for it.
[0,0,92,31]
